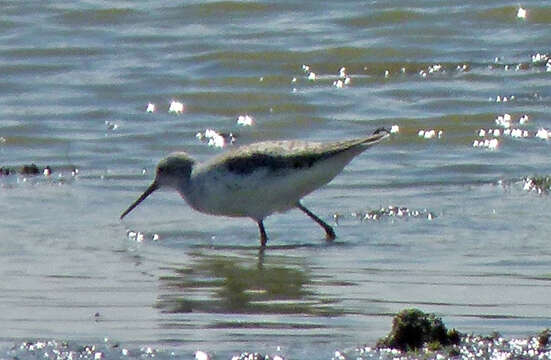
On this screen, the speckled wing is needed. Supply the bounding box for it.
[187,130,389,218]
[208,130,389,176]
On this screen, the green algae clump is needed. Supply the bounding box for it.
[377,308,460,351]
[538,329,550,348]
[523,176,551,195]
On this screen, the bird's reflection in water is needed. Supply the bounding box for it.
[156,249,342,317]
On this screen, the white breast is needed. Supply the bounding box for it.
[182,152,352,220]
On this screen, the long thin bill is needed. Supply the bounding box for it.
[120,182,159,220]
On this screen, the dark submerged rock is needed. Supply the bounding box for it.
[0,164,53,176]
[0,167,12,176]
[20,163,40,175]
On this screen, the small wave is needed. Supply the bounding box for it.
[333,205,436,224]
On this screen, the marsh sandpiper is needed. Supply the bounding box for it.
[121,128,390,247]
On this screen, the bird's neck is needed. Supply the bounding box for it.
[171,170,193,199]
[175,170,206,212]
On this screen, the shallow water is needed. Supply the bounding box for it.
[1,1,551,359]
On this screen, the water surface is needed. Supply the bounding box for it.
[1,1,551,359]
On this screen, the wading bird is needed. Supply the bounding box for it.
[121,128,389,247]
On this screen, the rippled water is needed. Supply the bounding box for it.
[2,1,551,359]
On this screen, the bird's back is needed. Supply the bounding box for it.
[208,131,387,173]
[184,132,388,219]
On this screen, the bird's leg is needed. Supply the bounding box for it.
[257,220,268,247]
[296,202,336,241]
[257,247,265,270]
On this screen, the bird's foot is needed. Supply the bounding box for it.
[325,227,336,242]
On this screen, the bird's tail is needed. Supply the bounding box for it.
[323,127,390,158]
[372,127,391,136]
[358,127,391,147]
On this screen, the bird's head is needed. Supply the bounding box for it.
[154,153,195,188]
[120,153,195,220]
